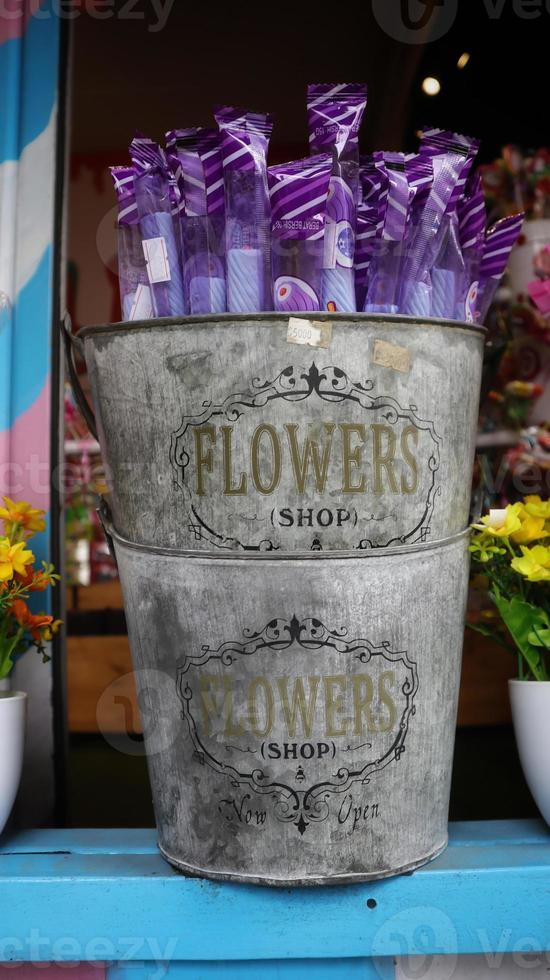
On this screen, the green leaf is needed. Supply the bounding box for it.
[490,592,550,681]
[0,651,14,680]
[528,626,550,649]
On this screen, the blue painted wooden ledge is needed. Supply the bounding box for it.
[0,820,549,966]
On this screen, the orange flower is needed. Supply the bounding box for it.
[15,566,35,589]
[16,562,59,592]
[11,599,54,643]
[30,573,50,592]
[0,497,46,537]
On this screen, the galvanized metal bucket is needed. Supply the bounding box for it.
[104,506,469,886]
[74,312,484,553]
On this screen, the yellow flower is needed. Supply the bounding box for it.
[511,544,550,582]
[512,513,547,544]
[522,495,550,520]
[0,537,35,581]
[473,503,523,538]
[0,497,46,537]
[42,619,62,643]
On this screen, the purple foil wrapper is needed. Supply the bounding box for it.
[364,152,412,313]
[166,128,207,215]
[268,154,332,312]
[269,154,332,240]
[166,128,226,314]
[111,165,138,226]
[129,133,164,172]
[420,128,480,214]
[413,129,479,317]
[477,212,525,322]
[110,165,152,321]
[431,224,464,320]
[354,158,387,309]
[405,153,433,221]
[198,129,225,218]
[355,207,378,311]
[455,171,486,321]
[308,82,367,159]
[130,138,186,318]
[398,134,475,316]
[307,83,367,312]
[198,130,227,306]
[376,152,410,243]
[215,105,273,312]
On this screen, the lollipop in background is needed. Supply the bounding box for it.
[130,135,186,318]
[307,83,368,313]
[274,277,320,312]
[184,252,226,315]
[215,106,274,313]
[166,128,227,315]
[268,153,332,313]
[110,165,152,321]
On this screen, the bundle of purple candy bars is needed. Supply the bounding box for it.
[111,83,524,324]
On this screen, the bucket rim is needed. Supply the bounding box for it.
[105,518,471,562]
[78,310,486,342]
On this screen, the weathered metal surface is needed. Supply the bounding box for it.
[109,526,470,885]
[80,313,484,552]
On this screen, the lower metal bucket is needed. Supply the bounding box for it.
[109,524,469,886]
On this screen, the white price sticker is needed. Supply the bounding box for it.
[372,339,411,374]
[142,236,171,284]
[287,317,332,349]
[128,283,153,321]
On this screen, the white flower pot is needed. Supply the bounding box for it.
[509,679,550,824]
[0,691,27,834]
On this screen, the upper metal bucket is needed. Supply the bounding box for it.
[72,312,484,553]
[106,516,470,886]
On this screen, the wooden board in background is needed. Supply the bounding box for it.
[67,580,124,612]
[458,629,515,726]
[67,635,139,734]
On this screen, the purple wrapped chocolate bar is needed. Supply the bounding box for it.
[404,153,433,225]
[455,171,486,322]
[166,128,226,314]
[268,154,332,312]
[354,157,387,310]
[308,83,367,312]
[363,152,412,314]
[130,135,186,318]
[420,128,479,213]
[110,165,152,321]
[215,106,273,312]
[398,131,476,317]
[477,212,525,322]
[418,129,480,319]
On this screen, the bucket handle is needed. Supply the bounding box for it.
[61,311,99,441]
[97,495,117,565]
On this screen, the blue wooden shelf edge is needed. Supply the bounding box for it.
[0,820,548,964]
